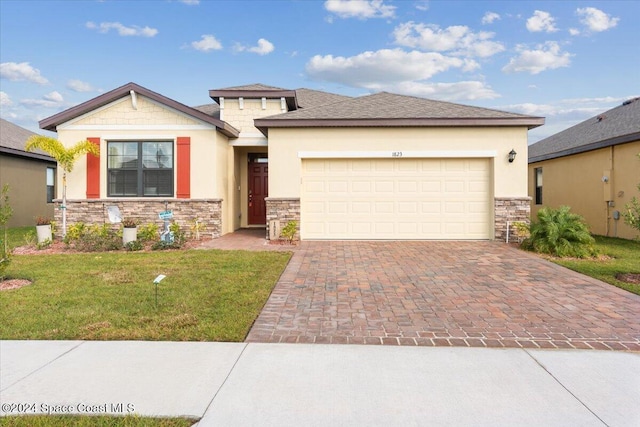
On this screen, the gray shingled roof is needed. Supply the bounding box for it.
[294,88,352,109]
[265,92,537,120]
[529,97,640,163]
[254,92,544,132]
[0,118,54,162]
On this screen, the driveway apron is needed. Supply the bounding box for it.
[246,241,640,350]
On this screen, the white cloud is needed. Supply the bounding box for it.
[179,0,199,4]
[576,7,619,32]
[0,91,12,107]
[569,28,580,36]
[415,1,429,12]
[306,48,478,87]
[324,0,395,20]
[526,10,558,33]
[67,79,95,92]
[20,91,65,108]
[393,22,505,58]
[235,38,274,55]
[0,62,49,85]
[373,80,500,101]
[86,21,158,37]
[502,42,572,75]
[481,12,500,25]
[190,35,223,52]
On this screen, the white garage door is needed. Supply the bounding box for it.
[301,158,491,240]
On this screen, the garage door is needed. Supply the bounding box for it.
[301,158,491,240]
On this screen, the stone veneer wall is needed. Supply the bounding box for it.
[265,198,300,240]
[53,199,222,239]
[494,197,531,242]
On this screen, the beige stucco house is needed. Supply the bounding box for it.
[528,97,640,239]
[0,119,56,227]
[39,82,543,241]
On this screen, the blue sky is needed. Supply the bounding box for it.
[1,0,637,143]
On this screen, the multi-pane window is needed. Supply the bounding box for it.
[534,167,543,205]
[107,141,174,197]
[46,167,55,203]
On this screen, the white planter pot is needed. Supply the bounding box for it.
[123,227,137,245]
[36,224,52,244]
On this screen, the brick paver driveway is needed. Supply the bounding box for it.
[247,241,640,350]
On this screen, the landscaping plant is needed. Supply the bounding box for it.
[281,220,298,243]
[0,184,13,280]
[521,205,596,258]
[25,136,100,237]
[622,154,640,236]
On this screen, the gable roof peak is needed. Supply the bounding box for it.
[38,82,239,138]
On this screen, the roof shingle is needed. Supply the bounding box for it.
[0,118,54,161]
[529,97,640,163]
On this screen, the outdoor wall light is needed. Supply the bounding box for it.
[508,149,517,163]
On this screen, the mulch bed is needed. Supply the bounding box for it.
[616,273,640,284]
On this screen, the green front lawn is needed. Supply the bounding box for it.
[0,249,291,341]
[0,415,196,427]
[549,235,640,295]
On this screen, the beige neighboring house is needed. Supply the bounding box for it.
[528,97,640,239]
[0,118,56,227]
[38,82,543,241]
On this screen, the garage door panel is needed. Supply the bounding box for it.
[301,158,490,240]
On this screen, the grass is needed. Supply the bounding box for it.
[549,235,640,295]
[0,415,196,427]
[0,249,291,341]
[2,225,34,249]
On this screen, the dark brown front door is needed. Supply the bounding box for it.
[248,160,268,225]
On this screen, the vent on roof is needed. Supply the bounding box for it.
[622,97,639,106]
[597,115,606,122]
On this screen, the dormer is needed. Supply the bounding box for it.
[208,84,298,134]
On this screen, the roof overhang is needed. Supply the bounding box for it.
[40,82,240,138]
[529,132,640,163]
[209,89,298,110]
[0,146,56,163]
[255,116,545,136]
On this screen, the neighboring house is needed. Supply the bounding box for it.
[0,118,56,227]
[528,97,640,239]
[38,82,543,241]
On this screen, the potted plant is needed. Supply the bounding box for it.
[122,218,138,246]
[35,216,53,244]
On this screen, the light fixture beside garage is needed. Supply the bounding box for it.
[508,149,517,163]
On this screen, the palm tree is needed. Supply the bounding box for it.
[25,136,100,237]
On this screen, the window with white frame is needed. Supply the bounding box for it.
[534,167,543,205]
[107,141,174,197]
[46,167,55,203]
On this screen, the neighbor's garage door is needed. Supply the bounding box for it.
[301,158,491,240]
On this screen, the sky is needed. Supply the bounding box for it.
[1,0,638,143]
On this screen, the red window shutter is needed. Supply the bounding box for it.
[177,137,191,198]
[86,137,101,199]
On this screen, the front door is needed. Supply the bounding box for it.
[248,156,268,225]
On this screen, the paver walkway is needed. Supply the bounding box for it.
[246,241,640,350]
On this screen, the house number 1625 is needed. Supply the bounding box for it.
[391,151,403,157]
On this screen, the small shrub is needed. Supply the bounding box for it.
[170,221,186,245]
[36,238,52,250]
[189,218,206,240]
[138,223,160,242]
[64,222,121,252]
[23,230,37,246]
[124,240,144,251]
[281,221,298,243]
[0,184,14,280]
[521,206,596,258]
[151,240,182,250]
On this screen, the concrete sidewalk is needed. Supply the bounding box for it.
[1,341,638,426]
